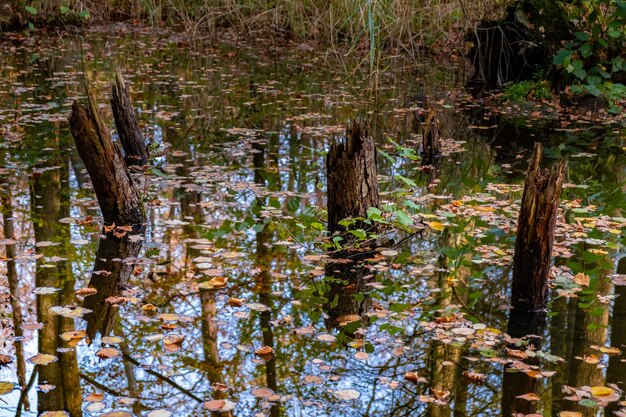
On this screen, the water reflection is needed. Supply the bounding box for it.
[0,27,624,417]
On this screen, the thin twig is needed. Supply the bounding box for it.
[122,352,203,403]
[15,367,37,417]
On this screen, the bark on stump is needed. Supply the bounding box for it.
[421,108,441,164]
[326,120,381,235]
[511,143,567,312]
[111,70,148,167]
[69,92,144,230]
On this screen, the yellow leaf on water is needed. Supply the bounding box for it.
[590,386,614,397]
[559,412,582,417]
[0,381,15,395]
[428,221,445,231]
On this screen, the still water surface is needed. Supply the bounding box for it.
[0,25,625,417]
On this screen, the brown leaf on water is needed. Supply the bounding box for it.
[506,348,528,359]
[516,392,540,402]
[95,347,121,359]
[404,372,427,383]
[462,371,486,385]
[84,392,105,402]
[0,354,13,367]
[228,297,245,306]
[254,346,274,360]
[28,353,58,365]
[573,272,590,286]
[60,330,88,347]
[75,287,97,297]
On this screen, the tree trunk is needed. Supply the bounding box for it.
[511,143,566,312]
[111,70,148,167]
[326,120,380,235]
[69,92,144,229]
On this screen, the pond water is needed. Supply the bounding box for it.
[0,25,625,417]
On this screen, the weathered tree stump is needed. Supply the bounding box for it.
[511,143,567,312]
[421,108,441,165]
[326,120,381,235]
[69,90,144,230]
[111,70,148,167]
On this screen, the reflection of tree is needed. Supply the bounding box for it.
[165,118,232,414]
[562,256,612,417]
[83,235,144,339]
[253,137,281,417]
[31,147,82,416]
[1,177,27,405]
[501,311,546,416]
[427,245,464,417]
[607,257,626,416]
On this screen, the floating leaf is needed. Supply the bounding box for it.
[204,399,236,411]
[251,387,274,398]
[84,392,105,402]
[95,347,121,359]
[334,389,360,401]
[0,381,15,395]
[427,221,445,231]
[590,386,614,397]
[254,346,274,356]
[147,410,172,417]
[517,392,540,401]
[28,353,58,365]
[85,402,106,412]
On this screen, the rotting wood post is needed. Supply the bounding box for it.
[69,90,144,230]
[511,142,567,312]
[111,69,148,167]
[421,108,441,164]
[326,120,381,236]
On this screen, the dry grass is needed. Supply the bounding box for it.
[12,0,506,51]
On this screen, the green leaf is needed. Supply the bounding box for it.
[574,31,590,41]
[59,5,70,14]
[395,210,413,227]
[25,5,37,15]
[367,207,382,218]
[395,174,417,188]
[579,43,593,59]
[347,229,367,240]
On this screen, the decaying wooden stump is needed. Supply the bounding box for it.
[511,143,567,312]
[111,70,148,167]
[326,120,381,235]
[69,90,144,229]
[323,120,382,332]
[421,108,441,165]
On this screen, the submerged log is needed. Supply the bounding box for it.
[111,70,148,167]
[326,120,380,235]
[511,143,567,312]
[69,91,144,229]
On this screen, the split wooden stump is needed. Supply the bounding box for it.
[326,120,380,236]
[111,69,148,167]
[511,142,567,312]
[69,77,145,231]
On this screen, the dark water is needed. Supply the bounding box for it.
[0,25,625,417]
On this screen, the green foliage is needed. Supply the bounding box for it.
[503,80,552,102]
[553,0,626,110]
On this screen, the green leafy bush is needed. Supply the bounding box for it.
[553,0,626,110]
